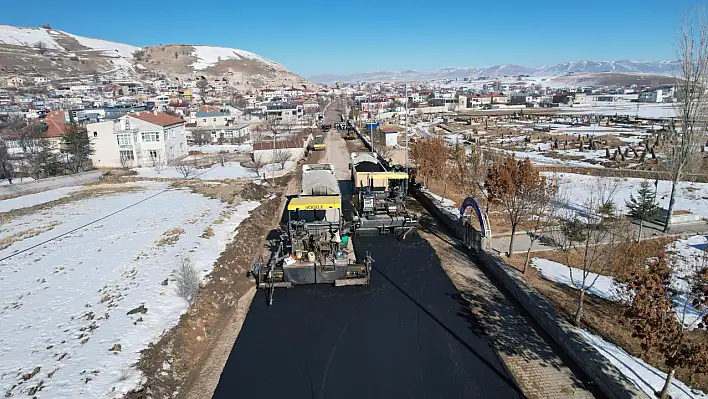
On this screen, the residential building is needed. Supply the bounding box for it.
[638,89,664,103]
[265,103,303,123]
[196,110,231,128]
[87,111,187,167]
[5,76,25,88]
[510,93,533,105]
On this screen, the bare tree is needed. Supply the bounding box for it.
[0,141,15,184]
[665,9,708,232]
[34,41,48,55]
[149,150,166,174]
[119,153,134,170]
[245,154,267,178]
[191,130,211,146]
[522,177,559,274]
[272,149,291,170]
[551,178,633,325]
[175,255,200,304]
[175,158,197,178]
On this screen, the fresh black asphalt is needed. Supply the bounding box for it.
[213,233,524,398]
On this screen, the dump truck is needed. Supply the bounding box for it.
[313,135,326,150]
[350,152,418,236]
[250,164,372,305]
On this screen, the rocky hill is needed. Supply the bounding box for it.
[0,25,309,88]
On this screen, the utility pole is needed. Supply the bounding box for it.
[404,82,409,200]
[272,121,277,185]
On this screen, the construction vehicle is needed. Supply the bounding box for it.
[250,164,372,305]
[350,152,418,236]
[313,135,326,150]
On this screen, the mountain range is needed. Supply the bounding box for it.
[0,25,308,88]
[310,60,680,83]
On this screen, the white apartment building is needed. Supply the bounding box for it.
[87,111,187,168]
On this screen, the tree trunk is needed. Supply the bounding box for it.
[637,220,643,242]
[659,368,675,399]
[664,180,678,233]
[507,224,516,258]
[523,242,533,275]
[574,289,585,326]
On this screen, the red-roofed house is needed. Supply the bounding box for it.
[86,111,187,168]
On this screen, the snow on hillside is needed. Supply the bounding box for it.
[0,25,140,59]
[0,24,63,50]
[191,46,282,71]
[62,31,139,58]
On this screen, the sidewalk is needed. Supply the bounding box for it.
[489,220,708,255]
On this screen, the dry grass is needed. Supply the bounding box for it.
[0,222,61,250]
[156,228,185,247]
[201,227,214,239]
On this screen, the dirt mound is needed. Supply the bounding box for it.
[240,183,269,200]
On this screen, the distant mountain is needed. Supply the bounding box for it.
[310,60,680,83]
[0,25,308,88]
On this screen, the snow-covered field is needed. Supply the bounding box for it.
[551,172,708,220]
[562,103,678,119]
[0,181,260,397]
[580,330,707,399]
[0,186,80,213]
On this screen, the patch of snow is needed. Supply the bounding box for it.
[579,330,707,399]
[191,46,283,71]
[0,177,35,185]
[188,144,252,153]
[0,186,80,213]
[134,162,256,180]
[0,184,260,398]
[531,258,624,302]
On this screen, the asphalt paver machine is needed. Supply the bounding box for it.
[250,164,372,305]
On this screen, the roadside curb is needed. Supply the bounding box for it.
[414,187,645,399]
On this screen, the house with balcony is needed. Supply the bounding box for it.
[87,111,187,168]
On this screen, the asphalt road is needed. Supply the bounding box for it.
[213,104,523,398]
[214,231,523,398]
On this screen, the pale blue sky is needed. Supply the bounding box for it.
[1,0,698,76]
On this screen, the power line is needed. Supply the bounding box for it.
[0,163,225,263]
